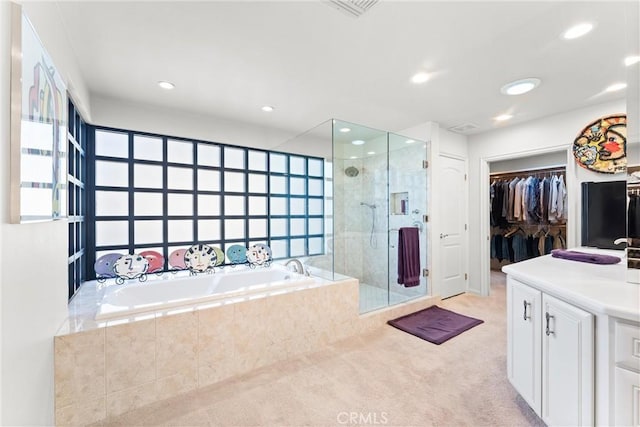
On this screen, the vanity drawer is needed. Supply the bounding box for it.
[616,320,640,371]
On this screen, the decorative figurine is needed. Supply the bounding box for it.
[169,248,188,271]
[140,250,165,274]
[212,246,225,267]
[94,253,123,282]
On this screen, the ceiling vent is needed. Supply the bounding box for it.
[324,0,379,18]
[448,123,480,134]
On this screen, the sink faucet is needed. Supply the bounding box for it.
[285,259,309,276]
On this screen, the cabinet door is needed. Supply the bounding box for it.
[542,293,594,426]
[507,277,542,415]
[615,367,640,427]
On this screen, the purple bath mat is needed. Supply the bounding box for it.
[387,305,484,345]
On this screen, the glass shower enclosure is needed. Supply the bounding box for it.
[276,119,429,313]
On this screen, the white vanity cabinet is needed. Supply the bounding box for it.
[507,277,594,426]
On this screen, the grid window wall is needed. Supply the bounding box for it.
[86,127,325,280]
[67,100,87,300]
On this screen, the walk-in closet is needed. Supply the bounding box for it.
[489,152,568,271]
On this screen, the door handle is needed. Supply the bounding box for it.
[545,312,555,336]
[440,233,449,239]
[523,300,531,321]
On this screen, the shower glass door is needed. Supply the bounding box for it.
[388,133,429,305]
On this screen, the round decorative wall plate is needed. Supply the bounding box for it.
[573,114,626,174]
[246,243,272,268]
[226,244,248,265]
[184,244,217,273]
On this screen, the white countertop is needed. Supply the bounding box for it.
[502,248,640,322]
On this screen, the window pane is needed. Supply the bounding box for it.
[95,130,128,158]
[224,171,245,192]
[135,220,163,245]
[198,169,220,192]
[248,196,266,216]
[134,192,163,216]
[168,220,192,242]
[270,218,287,237]
[225,195,245,216]
[290,198,306,215]
[309,237,323,255]
[168,167,193,190]
[168,193,193,216]
[133,135,162,161]
[198,194,221,216]
[95,221,128,246]
[324,161,333,179]
[270,153,286,173]
[290,177,306,195]
[248,173,266,193]
[270,197,287,215]
[290,238,305,257]
[325,199,333,216]
[96,161,128,187]
[224,147,245,169]
[248,151,267,171]
[95,191,128,216]
[224,219,245,240]
[309,218,323,235]
[249,219,267,238]
[308,178,323,196]
[309,199,323,215]
[198,219,221,241]
[167,139,193,164]
[197,143,220,167]
[290,218,305,236]
[308,159,323,177]
[269,240,287,259]
[134,164,163,189]
[270,176,287,194]
[290,156,305,175]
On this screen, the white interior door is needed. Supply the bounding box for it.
[438,155,467,298]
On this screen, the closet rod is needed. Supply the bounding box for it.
[490,167,566,180]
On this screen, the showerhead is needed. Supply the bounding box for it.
[360,202,377,209]
[344,166,359,177]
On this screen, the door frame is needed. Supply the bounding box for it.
[478,147,575,296]
[436,153,469,298]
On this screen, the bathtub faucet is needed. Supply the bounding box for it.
[285,259,310,276]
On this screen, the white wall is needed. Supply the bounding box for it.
[490,151,567,174]
[91,94,296,151]
[467,99,626,295]
[0,3,90,425]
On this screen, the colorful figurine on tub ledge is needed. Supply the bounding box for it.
[184,244,217,274]
[94,252,150,285]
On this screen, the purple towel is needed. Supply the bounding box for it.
[398,227,420,287]
[551,249,621,265]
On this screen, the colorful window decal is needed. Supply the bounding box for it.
[573,114,626,174]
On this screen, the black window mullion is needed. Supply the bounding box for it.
[193,140,198,244]
[127,133,135,255]
[162,136,169,270]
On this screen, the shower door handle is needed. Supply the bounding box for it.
[440,233,449,239]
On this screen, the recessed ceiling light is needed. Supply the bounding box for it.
[605,82,627,92]
[340,127,351,133]
[406,139,415,144]
[367,151,375,155]
[562,22,593,40]
[494,114,513,122]
[157,81,175,90]
[261,105,275,112]
[349,156,357,159]
[500,78,541,96]
[352,140,365,145]
[411,72,429,84]
[625,55,640,66]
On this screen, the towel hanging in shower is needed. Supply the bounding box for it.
[397,227,420,287]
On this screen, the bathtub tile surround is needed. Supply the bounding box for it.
[54,277,438,425]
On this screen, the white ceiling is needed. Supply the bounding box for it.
[55,1,638,138]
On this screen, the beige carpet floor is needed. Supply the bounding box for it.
[97,271,545,427]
